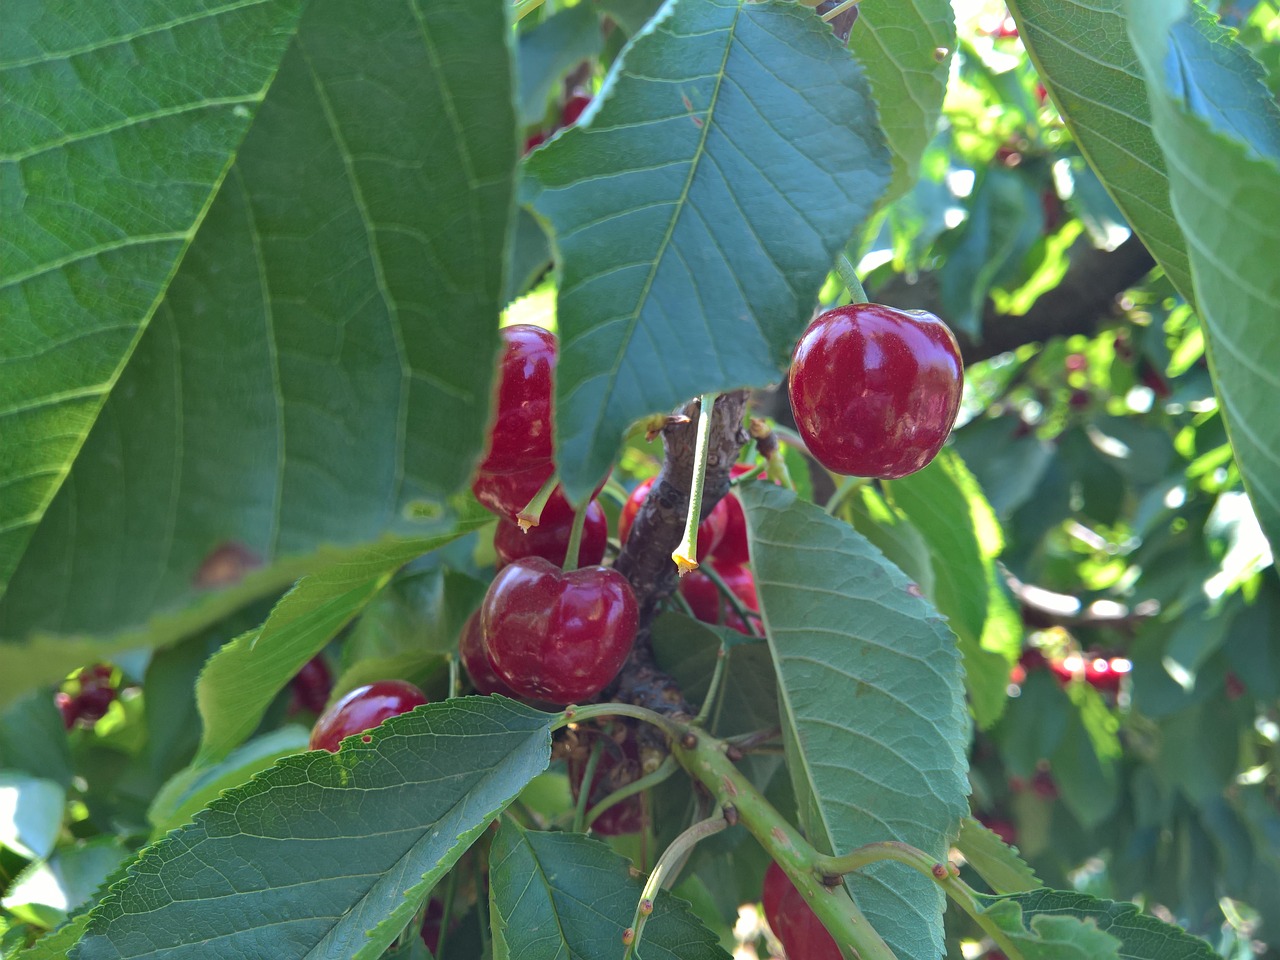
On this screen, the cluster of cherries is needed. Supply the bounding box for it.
[56,664,118,729]
[1013,647,1131,697]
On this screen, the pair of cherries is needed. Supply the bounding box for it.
[468,325,638,706]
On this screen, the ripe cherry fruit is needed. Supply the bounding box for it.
[788,303,963,479]
[459,611,516,697]
[762,861,841,960]
[309,680,429,753]
[493,488,607,570]
[481,557,638,705]
[679,563,760,635]
[289,655,332,714]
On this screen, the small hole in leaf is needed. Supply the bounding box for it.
[361,735,372,743]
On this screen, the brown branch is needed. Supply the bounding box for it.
[608,390,751,717]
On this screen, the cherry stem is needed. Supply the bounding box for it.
[672,393,717,576]
[670,727,899,960]
[558,702,684,741]
[693,645,728,726]
[623,813,730,960]
[730,461,768,486]
[749,419,795,491]
[562,500,590,572]
[584,755,677,830]
[812,842,1023,959]
[835,252,869,303]
[699,563,762,638]
[820,0,861,21]
[517,471,560,530]
[572,738,604,834]
[600,477,631,509]
[824,476,871,516]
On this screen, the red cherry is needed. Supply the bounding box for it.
[309,680,429,753]
[789,304,963,479]
[561,94,591,127]
[523,131,547,155]
[761,862,841,960]
[420,899,444,953]
[977,815,1018,847]
[481,557,638,705]
[707,464,760,568]
[472,460,556,522]
[290,655,332,714]
[567,727,645,835]
[475,324,556,478]
[618,477,726,563]
[494,489,607,570]
[459,612,516,697]
[679,563,759,635]
[76,685,116,723]
[55,692,78,729]
[1068,388,1091,410]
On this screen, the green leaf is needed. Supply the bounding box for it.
[1,838,130,930]
[0,0,307,596]
[524,0,891,501]
[1126,0,1280,554]
[0,0,514,662]
[517,5,604,126]
[740,483,969,960]
[147,727,309,838]
[956,817,1040,895]
[1004,0,1196,304]
[885,452,1019,729]
[72,697,555,960]
[488,824,730,960]
[842,486,936,601]
[849,0,955,203]
[0,693,72,788]
[196,516,488,764]
[0,775,63,861]
[977,896,1122,960]
[980,888,1220,960]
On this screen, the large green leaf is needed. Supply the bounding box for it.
[1004,0,1195,304]
[740,483,969,960]
[0,0,513,664]
[981,888,1219,960]
[1126,0,1280,554]
[71,697,555,960]
[195,514,488,764]
[0,0,306,596]
[488,824,730,960]
[885,452,1020,729]
[524,0,890,501]
[956,817,1040,895]
[849,0,955,203]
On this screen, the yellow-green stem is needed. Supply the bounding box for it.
[517,472,560,530]
[585,756,677,830]
[836,253,869,303]
[571,738,603,834]
[671,731,898,960]
[672,394,717,575]
[562,501,590,572]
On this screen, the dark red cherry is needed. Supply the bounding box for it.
[618,477,726,563]
[290,655,332,714]
[475,324,556,477]
[707,464,760,568]
[494,488,607,570]
[55,692,78,730]
[523,131,547,154]
[473,460,556,522]
[762,861,841,960]
[788,303,963,479]
[679,563,760,635]
[309,680,428,753]
[459,611,516,697]
[481,557,638,705]
[561,94,591,126]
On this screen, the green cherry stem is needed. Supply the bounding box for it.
[730,461,768,486]
[823,476,871,516]
[813,842,1023,959]
[559,702,684,741]
[623,813,730,960]
[584,756,677,830]
[671,729,899,960]
[820,0,861,21]
[562,500,590,572]
[571,737,604,834]
[517,471,560,531]
[672,393,718,576]
[699,563,762,638]
[693,645,728,726]
[835,253,869,304]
